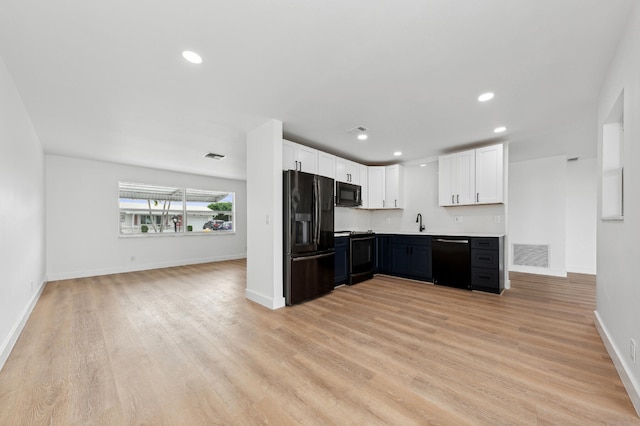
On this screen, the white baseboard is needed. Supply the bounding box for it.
[594,310,640,417]
[46,254,246,282]
[509,265,567,277]
[566,266,597,275]
[245,288,285,310]
[0,279,46,372]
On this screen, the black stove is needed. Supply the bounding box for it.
[347,231,375,284]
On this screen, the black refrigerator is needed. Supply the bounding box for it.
[283,170,335,305]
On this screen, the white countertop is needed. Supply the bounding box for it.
[335,230,504,238]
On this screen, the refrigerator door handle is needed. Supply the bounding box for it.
[292,251,335,262]
[314,178,321,245]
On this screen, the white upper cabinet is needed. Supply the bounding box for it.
[318,151,336,179]
[384,164,404,209]
[282,139,318,174]
[475,144,504,204]
[367,166,385,209]
[367,164,404,209]
[438,144,503,206]
[358,164,368,209]
[438,149,476,206]
[335,157,360,184]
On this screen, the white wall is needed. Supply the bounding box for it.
[245,120,285,309]
[596,2,640,414]
[46,155,246,280]
[370,161,506,235]
[566,158,597,274]
[0,58,46,370]
[509,156,567,276]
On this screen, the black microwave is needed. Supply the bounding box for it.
[335,181,362,207]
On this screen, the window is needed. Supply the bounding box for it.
[118,182,234,236]
[602,90,624,221]
[185,188,235,233]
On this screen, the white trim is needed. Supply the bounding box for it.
[46,254,246,282]
[594,310,640,417]
[245,288,286,310]
[0,280,46,372]
[509,264,567,277]
[566,265,597,275]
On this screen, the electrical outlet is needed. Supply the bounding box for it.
[454,216,463,223]
[386,217,391,224]
[494,215,501,223]
[631,339,637,364]
[130,256,136,262]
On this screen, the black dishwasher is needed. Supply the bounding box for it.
[432,236,471,290]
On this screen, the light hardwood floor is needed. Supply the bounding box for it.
[1,260,638,425]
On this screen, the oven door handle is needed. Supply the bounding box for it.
[351,235,375,242]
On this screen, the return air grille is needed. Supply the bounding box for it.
[513,244,549,268]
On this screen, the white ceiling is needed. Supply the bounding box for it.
[0,0,635,181]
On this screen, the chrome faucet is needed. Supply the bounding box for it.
[416,213,425,232]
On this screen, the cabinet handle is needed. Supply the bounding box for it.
[383,200,385,207]
[456,194,459,204]
[476,193,479,203]
[395,199,397,207]
[451,195,454,204]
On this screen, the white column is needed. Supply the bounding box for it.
[245,120,285,309]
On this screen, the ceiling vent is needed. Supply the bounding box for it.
[204,153,225,160]
[346,126,368,135]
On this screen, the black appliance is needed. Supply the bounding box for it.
[432,236,471,290]
[335,181,362,207]
[283,170,335,305]
[349,231,375,284]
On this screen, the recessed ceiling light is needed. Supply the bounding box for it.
[393,151,402,156]
[478,92,494,102]
[357,133,368,140]
[182,50,203,64]
[494,126,507,133]
[420,164,427,167]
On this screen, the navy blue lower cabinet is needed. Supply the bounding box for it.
[375,235,391,274]
[470,237,504,294]
[389,235,432,281]
[335,236,349,285]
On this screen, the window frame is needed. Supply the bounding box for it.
[118,182,236,238]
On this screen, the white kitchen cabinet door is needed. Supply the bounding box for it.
[318,152,336,179]
[282,140,297,171]
[358,164,368,208]
[335,157,359,184]
[297,145,318,174]
[282,140,318,174]
[475,144,504,204]
[457,149,476,205]
[367,166,385,209]
[438,149,475,206]
[438,154,456,206]
[384,164,404,208]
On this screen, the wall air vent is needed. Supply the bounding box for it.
[204,153,225,160]
[513,244,549,268]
